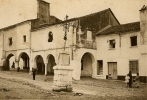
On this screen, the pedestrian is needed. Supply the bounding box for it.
[125,74,130,88]
[17,67,20,72]
[128,71,132,88]
[32,68,36,80]
[133,73,140,88]
[12,62,15,69]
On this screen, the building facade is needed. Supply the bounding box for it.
[96,6,147,82]
[0,0,146,82]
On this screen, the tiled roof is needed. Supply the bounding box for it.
[97,22,140,36]
[31,8,120,31]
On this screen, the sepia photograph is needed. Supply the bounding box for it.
[0,0,147,99]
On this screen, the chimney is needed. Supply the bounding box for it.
[140,5,147,44]
[37,0,50,25]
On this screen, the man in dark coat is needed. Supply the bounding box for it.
[32,68,36,80]
[128,71,132,88]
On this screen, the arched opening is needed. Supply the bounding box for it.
[36,55,45,74]
[81,52,94,77]
[47,55,55,75]
[18,52,30,72]
[3,54,14,70]
[9,56,15,69]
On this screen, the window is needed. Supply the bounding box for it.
[130,36,137,46]
[48,31,53,42]
[23,35,26,42]
[109,39,115,48]
[129,60,138,74]
[9,37,12,46]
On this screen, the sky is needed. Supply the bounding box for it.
[0,0,146,29]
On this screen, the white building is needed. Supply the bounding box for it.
[0,0,146,82]
[96,6,147,82]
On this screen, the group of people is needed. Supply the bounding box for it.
[125,71,140,88]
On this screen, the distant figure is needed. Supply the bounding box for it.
[32,68,36,80]
[17,67,20,72]
[12,62,15,69]
[108,74,112,79]
[133,73,140,88]
[128,71,132,88]
[125,74,130,88]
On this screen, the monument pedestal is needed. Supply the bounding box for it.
[53,66,73,92]
[52,52,73,92]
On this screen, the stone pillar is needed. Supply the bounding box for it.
[52,52,73,92]
[15,60,19,68]
[29,61,34,74]
[140,5,147,44]
[45,63,48,75]
[23,59,25,69]
[15,59,20,72]
[53,66,73,92]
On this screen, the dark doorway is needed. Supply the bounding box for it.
[20,53,30,71]
[97,60,103,75]
[47,55,55,75]
[36,55,45,74]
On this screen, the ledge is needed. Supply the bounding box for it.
[53,65,73,70]
[130,46,138,48]
[108,48,115,50]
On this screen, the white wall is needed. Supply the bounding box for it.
[96,31,147,78]
[16,22,31,50]
[31,22,75,51]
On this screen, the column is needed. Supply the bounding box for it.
[45,63,48,76]
[15,59,20,72]
[27,58,30,70]
[15,60,19,68]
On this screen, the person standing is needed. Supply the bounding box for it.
[125,74,130,88]
[32,68,36,80]
[128,71,132,88]
[133,73,140,88]
[12,62,15,69]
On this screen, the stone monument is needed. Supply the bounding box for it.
[52,51,73,92]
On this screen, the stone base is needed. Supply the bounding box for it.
[53,65,73,92]
[52,85,73,92]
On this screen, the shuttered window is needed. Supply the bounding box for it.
[129,61,138,74]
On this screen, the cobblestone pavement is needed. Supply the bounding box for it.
[0,70,147,99]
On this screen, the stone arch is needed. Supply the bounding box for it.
[3,53,15,70]
[18,52,30,60]
[80,52,95,77]
[18,52,30,71]
[46,54,56,75]
[34,55,45,74]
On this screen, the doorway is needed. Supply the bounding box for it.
[108,62,117,79]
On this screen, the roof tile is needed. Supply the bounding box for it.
[97,22,140,35]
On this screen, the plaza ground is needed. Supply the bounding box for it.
[0,70,147,99]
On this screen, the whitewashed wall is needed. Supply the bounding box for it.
[96,31,147,78]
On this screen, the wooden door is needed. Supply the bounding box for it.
[108,62,117,79]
